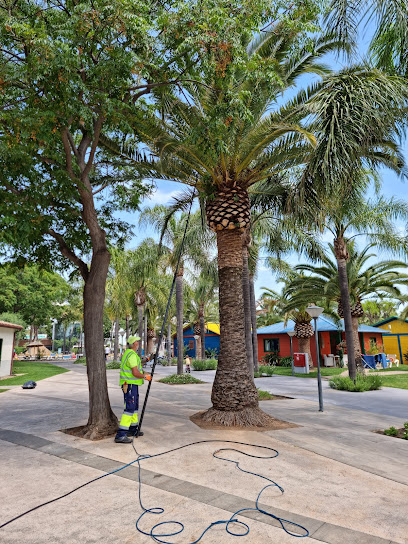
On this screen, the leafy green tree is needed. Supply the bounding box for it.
[361,300,399,326]
[1,0,224,437]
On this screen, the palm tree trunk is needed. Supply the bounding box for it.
[242,243,254,375]
[176,269,184,374]
[137,305,143,357]
[298,336,313,365]
[351,316,364,372]
[195,335,201,359]
[201,228,271,426]
[125,315,130,340]
[200,312,206,359]
[249,274,259,372]
[334,237,357,381]
[144,308,148,355]
[113,317,119,361]
[167,322,172,364]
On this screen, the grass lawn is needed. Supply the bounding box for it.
[272,367,344,378]
[0,360,69,386]
[380,374,408,390]
[370,365,408,372]
[0,389,9,393]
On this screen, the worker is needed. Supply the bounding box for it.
[114,335,151,444]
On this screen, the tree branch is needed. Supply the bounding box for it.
[83,116,104,177]
[48,229,89,280]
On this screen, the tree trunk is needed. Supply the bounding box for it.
[110,321,114,348]
[334,237,357,380]
[125,315,130,340]
[113,317,119,361]
[176,269,184,375]
[298,336,313,366]
[63,324,66,353]
[167,322,172,364]
[195,335,201,359]
[351,316,364,372]
[137,305,143,357]
[201,228,272,427]
[200,313,206,359]
[249,274,259,372]
[147,329,155,355]
[144,310,148,355]
[83,249,118,439]
[242,243,254,375]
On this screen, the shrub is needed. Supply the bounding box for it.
[257,388,274,400]
[74,357,86,365]
[106,361,121,369]
[329,374,382,392]
[205,347,218,359]
[384,426,398,436]
[258,365,275,377]
[279,356,292,368]
[262,351,280,365]
[192,359,217,371]
[158,374,204,384]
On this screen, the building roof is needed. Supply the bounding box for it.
[257,315,388,335]
[0,320,23,331]
[172,322,220,338]
[372,316,408,327]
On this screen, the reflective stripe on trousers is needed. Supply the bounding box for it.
[115,384,139,439]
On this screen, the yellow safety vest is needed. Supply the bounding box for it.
[119,349,143,386]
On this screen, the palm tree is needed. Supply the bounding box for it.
[287,243,408,369]
[124,24,360,425]
[140,207,212,373]
[298,67,407,380]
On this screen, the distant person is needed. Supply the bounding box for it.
[104,345,110,362]
[185,355,191,374]
[114,336,151,444]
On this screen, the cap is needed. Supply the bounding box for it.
[127,335,141,345]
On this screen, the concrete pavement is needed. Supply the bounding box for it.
[0,362,407,544]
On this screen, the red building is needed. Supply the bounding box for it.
[257,316,386,365]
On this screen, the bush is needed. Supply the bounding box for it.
[258,365,275,376]
[74,357,86,365]
[279,356,292,368]
[205,347,218,359]
[191,358,217,371]
[262,351,280,365]
[329,374,382,392]
[158,374,204,384]
[384,426,398,436]
[14,346,26,355]
[106,360,121,369]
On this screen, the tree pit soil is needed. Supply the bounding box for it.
[190,411,298,432]
[374,428,408,440]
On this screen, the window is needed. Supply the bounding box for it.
[263,338,279,353]
[188,340,194,350]
[369,337,377,349]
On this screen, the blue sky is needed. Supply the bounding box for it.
[125,18,408,300]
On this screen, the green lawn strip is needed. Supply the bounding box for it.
[0,389,9,393]
[0,361,69,386]
[271,367,343,378]
[380,375,408,390]
[369,365,408,373]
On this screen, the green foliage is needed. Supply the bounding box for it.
[329,374,383,392]
[380,375,408,390]
[257,389,274,400]
[74,357,87,365]
[279,356,293,367]
[404,351,408,364]
[205,348,219,359]
[14,347,26,355]
[191,359,217,371]
[158,374,204,384]
[262,351,280,365]
[0,361,68,385]
[384,426,398,436]
[106,361,121,369]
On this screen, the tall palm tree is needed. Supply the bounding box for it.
[124,25,357,425]
[298,67,407,380]
[140,207,213,373]
[287,243,408,369]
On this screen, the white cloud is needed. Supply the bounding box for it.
[142,188,180,206]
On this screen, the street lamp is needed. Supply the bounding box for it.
[194,335,199,359]
[287,330,296,376]
[51,319,58,353]
[306,305,324,412]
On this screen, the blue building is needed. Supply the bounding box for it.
[173,323,220,358]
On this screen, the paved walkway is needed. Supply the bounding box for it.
[0,363,407,544]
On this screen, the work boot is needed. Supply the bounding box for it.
[114,435,132,444]
[127,426,144,437]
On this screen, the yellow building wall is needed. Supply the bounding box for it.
[379,319,408,363]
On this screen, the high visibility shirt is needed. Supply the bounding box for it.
[119,349,144,386]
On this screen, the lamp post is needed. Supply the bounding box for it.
[51,319,57,353]
[287,330,296,376]
[306,305,324,412]
[194,335,199,359]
